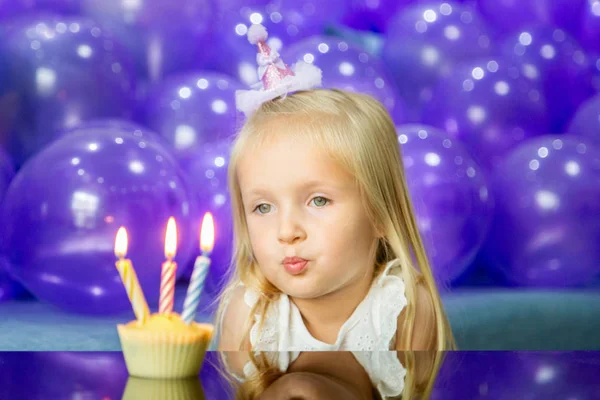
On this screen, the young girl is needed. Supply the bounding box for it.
[214,24,456,358]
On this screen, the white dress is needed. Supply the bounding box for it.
[220,258,408,398]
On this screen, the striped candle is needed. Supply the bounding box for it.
[159,217,178,315]
[116,258,150,324]
[159,260,177,314]
[114,226,149,324]
[181,254,210,324]
[182,212,214,325]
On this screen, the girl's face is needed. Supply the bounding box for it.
[237,126,379,300]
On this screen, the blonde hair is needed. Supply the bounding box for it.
[216,350,447,400]
[214,88,456,351]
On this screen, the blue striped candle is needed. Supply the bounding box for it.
[182,212,214,325]
[182,254,210,324]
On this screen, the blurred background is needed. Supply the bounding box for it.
[0,0,599,350]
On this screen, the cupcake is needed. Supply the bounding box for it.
[122,376,205,400]
[117,312,214,379]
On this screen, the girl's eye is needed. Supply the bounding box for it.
[311,196,330,207]
[254,204,271,214]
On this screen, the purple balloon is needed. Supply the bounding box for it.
[476,0,586,38]
[423,56,550,170]
[282,35,406,123]
[341,0,472,33]
[0,15,136,167]
[501,27,596,133]
[483,135,600,287]
[434,352,600,398]
[568,93,600,146]
[0,126,196,315]
[177,140,233,294]
[397,124,494,284]
[81,0,212,82]
[143,72,244,158]
[0,0,80,20]
[0,147,14,204]
[209,0,346,86]
[579,0,600,55]
[382,2,493,121]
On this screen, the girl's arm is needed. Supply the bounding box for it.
[395,279,437,351]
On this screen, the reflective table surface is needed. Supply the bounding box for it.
[0,351,598,399]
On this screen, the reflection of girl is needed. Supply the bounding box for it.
[219,350,444,399]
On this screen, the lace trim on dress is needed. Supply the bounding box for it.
[352,351,406,398]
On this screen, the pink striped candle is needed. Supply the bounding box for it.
[159,217,177,315]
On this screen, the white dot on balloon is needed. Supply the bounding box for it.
[519,32,533,46]
[303,53,315,64]
[415,21,427,33]
[444,25,460,40]
[576,143,587,154]
[250,12,263,24]
[529,159,540,170]
[540,44,556,59]
[487,60,499,72]
[440,3,452,15]
[565,161,580,176]
[494,81,510,95]
[318,43,329,53]
[398,134,408,144]
[423,9,437,22]
[466,167,476,177]
[472,67,484,79]
[553,139,563,150]
[418,129,428,139]
[537,147,549,158]
[462,79,474,91]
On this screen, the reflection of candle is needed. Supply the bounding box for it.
[159,217,177,315]
[114,227,150,324]
[182,213,214,325]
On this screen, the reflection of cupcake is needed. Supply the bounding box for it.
[117,313,214,379]
[122,376,205,400]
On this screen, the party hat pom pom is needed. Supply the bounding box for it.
[247,24,268,44]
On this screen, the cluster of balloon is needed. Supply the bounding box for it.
[81,0,212,83]
[482,136,600,287]
[0,122,197,315]
[382,2,493,121]
[283,35,406,123]
[500,26,595,133]
[433,352,599,398]
[476,0,586,37]
[397,124,494,285]
[423,56,549,171]
[142,71,244,160]
[208,0,348,86]
[0,15,136,167]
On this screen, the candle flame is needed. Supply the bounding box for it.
[115,227,128,258]
[200,212,215,253]
[164,217,177,259]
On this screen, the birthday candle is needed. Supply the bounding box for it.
[114,227,150,324]
[159,217,178,315]
[182,212,214,325]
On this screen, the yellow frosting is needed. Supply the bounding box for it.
[124,313,208,333]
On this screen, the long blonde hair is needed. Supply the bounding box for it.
[214,88,456,351]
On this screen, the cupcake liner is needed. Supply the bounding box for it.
[122,376,205,400]
[118,322,214,379]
